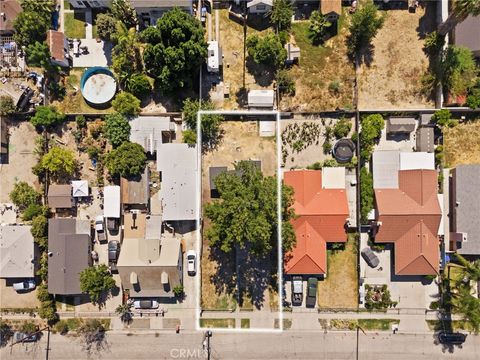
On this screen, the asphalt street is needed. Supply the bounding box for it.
[2,331,479,360]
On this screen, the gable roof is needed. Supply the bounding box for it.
[284,170,348,275]
[247,0,273,8]
[375,169,441,275]
[47,30,66,62]
[121,168,150,206]
[48,184,73,208]
[72,180,88,197]
[0,225,35,278]
[48,219,91,295]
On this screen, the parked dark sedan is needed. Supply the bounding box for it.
[108,240,120,270]
[438,331,467,345]
[305,277,317,308]
[361,248,380,268]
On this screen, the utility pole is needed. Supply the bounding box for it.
[356,325,365,360]
[204,330,212,360]
[242,1,246,89]
[45,326,51,360]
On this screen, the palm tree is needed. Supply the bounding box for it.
[115,303,133,323]
[438,0,480,36]
[455,254,480,282]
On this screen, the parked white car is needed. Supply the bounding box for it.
[95,215,106,242]
[187,250,196,276]
[133,300,159,309]
[13,280,36,292]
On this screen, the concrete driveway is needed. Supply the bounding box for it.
[359,233,439,310]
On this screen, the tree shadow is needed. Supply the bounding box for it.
[208,246,237,300]
[246,14,272,31]
[415,1,436,41]
[245,57,275,86]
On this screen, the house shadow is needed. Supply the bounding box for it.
[416,1,436,41]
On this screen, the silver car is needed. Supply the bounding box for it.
[13,280,36,292]
[361,248,380,268]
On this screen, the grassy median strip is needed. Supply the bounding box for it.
[241,319,250,329]
[200,319,235,329]
[324,319,399,331]
[426,320,473,332]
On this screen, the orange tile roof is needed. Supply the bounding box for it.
[284,170,349,275]
[374,169,441,275]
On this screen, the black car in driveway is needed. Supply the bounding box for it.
[108,240,120,271]
[305,277,317,308]
[361,247,380,268]
[438,331,467,345]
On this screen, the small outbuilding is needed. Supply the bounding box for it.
[104,185,121,219]
[47,30,70,67]
[48,184,73,209]
[121,168,150,211]
[320,0,341,22]
[416,127,434,153]
[72,180,89,198]
[258,120,276,137]
[285,43,300,64]
[207,40,222,73]
[247,0,273,14]
[386,116,416,135]
[209,166,228,198]
[248,89,274,109]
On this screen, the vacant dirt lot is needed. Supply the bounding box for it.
[358,5,436,109]
[317,235,358,309]
[0,121,40,203]
[201,121,277,310]
[444,121,480,167]
[281,17,355,112]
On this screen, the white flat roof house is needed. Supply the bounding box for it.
[248,89,275,109]
[104,185,121,218]
[157,143,198,221]
[372,150,435,189]
[129,116,175,154]
[0,225,36,278]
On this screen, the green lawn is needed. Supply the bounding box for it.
[317,234,358,309]
[329,319,399,331]
[64,12,86,39]
[241,319,250,329]
[426,320,473,332]
[200,318,236,329]
[274,318,292,329]
[63,0,71,10]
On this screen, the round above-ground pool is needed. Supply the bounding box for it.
[80,67,117,107]
[333,138,356,163]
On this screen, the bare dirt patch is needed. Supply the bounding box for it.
[358,5,436,109]
[281,16,355,112]
[444,121,480,167]
[201,120,277,309]
[0,121,40,203]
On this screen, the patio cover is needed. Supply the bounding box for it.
[72,180,89,197]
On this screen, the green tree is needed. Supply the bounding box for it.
[38,300,58,323]
[95,13,118,41]
[467,88,480,109]
[79,265,116,304]
[41,147,77,179]
[30,106,66,129]
[0,95,15,116]
[438,0,480,36]
[105,141,146,178]
[124,73,152,99]
[111,92,141,117]
[182,98,222,149]
[112,25,143,85]
[143,8,207,92]
[172,285,184,298]
[31,215,48,249]
[205,161,295,256]
[276,69,296,95]
[20,321,37,335]
[432,109,457,128]
[441,46,478,97]
[0,320,13,346]
[182,129,197,145]
[104,113,131,147]
[360,167,374,224]
[25,41,51,68]
[246,33,287,68]
[269,0,294,31]
[455,254,480,282]
[115,303,133,323]
[13,10,50,47]
[347,1,384,59]
[308,10,332,44]
[20,0,55,16]
[333,118,352,139]
[359,114,384,159]
[111,0,138,29]
[9,181,40,210]
[22,204,48,222]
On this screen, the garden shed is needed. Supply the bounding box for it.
[248,89,274,109]
[72,180,89,198]
[386,117,416,134]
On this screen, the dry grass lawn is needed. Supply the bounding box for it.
[444,122,480,167]
[317,234,358,309]
[281,16,355,112]
[358,5,436,109]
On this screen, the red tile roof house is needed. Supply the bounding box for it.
[284,169,349,276]
[373,169,442,276]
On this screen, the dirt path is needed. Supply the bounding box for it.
[358,6,436,110]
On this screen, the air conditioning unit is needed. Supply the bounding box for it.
[451,232,468,242]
